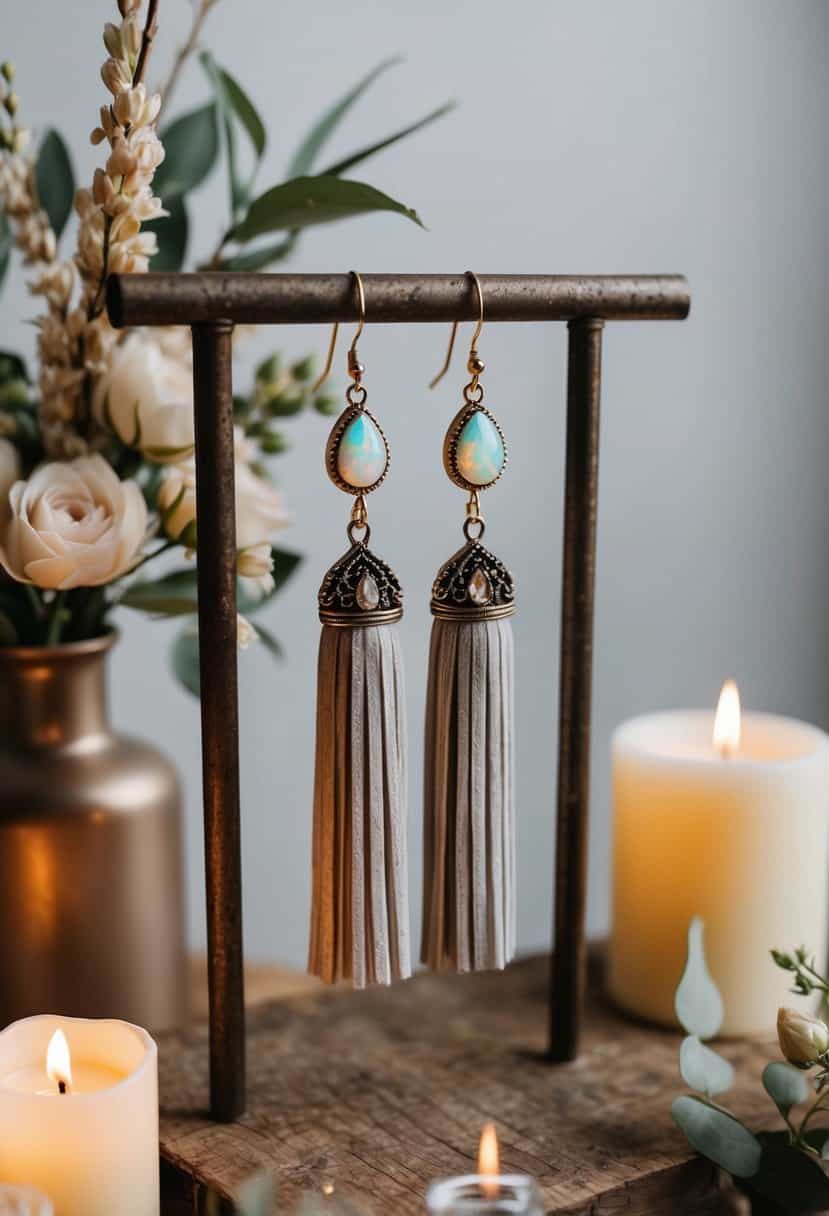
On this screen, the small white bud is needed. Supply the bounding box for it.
[237,543,274,581]
[236,614,259,650]
[103,22,123,58]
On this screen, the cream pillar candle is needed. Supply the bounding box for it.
[609,685,829,1036]
[0,1016,158,1216]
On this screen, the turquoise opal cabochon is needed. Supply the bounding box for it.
[444,405,507,490]
[327,407,389,493]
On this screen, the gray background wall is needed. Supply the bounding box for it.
[3,0,829,966]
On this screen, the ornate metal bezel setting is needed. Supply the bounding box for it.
[325,403,390,497]
[430,538,515,621]
[319,540,403,628]
[442,401,508,494]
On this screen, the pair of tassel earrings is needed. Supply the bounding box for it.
[309,272,515,989]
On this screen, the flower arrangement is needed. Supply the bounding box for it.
[0,0,450,684]
[672,921,829,1213]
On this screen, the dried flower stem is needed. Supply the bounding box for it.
[89,0,162,321]
[132,0,160,88]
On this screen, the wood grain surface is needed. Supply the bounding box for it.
[161,955,776,1214]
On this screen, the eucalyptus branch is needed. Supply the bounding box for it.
[158,0,218,114]
[772,948,829,998]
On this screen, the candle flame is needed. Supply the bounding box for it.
[46,1028,72,1093]
[478,1122,500,1199]
[713,679,741,758]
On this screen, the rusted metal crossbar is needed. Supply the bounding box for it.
[107,271,690,1122]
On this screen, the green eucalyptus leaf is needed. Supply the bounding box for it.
[752,1132,829,1212]
[288,56,402,177]
[321,100,456,178]
[155,103,219,199]
[679,1035,734,1097]
[270,547,302,594]
[146,195,189,271]
[231,175,424,244]
[200,52,267,219]
[216,63,266,159]
[34,129,74,239]
[671,1095,761,1178]
[217,236,297,271]
[675,917,724,1040]
[120,569,199,617]
[170,627,200,697]
[0,350,28,384]
[762,1062,811,1117]
[0,210,11,290]
[120,593,198,617]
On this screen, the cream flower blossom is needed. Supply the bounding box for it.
[237,542,275,597]
[234,461,289,550]
[236,614,258,650]
[158,430,288,550]
[93,331,194,461]
[777,1007,829,1068]
[0,455,147,589]
[0,438,21,526]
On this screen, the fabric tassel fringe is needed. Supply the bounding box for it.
[309,540,411,987]
[421,538,516,972]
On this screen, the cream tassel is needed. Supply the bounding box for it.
[309,540,410,987]
[421,538,516,972]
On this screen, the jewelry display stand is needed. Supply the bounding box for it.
[107,273,707,1213]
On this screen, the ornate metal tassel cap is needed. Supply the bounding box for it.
[318,538,403,628]
[430,537,515,622]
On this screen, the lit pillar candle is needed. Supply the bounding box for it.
[0,1017,158,1216]
[609,682,829,1035]
[426,1124,542,1214]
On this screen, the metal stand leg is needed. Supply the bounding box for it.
[191,322,246,1120]
[549,318,604,1062]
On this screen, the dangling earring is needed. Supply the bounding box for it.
[308,271,411,988]
[421,272,516,973]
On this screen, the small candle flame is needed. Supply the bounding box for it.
[713,679,741,758]
[478,1122,500,1199]
[46,1028,72,1094]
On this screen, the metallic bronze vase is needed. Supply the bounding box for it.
[0,632,188,1031]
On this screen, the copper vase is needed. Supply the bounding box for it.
[0,632,188,1031]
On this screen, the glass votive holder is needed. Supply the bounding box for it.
[0,1185,53,1216]
[425,1175,543,1215]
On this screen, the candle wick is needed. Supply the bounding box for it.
[58,1079,68,1095]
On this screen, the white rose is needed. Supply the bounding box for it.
[0,455,148,589]
[777,1007,829,1068]
[157,461,196,543]
[0,439,21,526]
[94,331,194,463]
[235,462,288,549]
[157,443,287,551]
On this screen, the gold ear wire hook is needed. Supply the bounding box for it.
[311,271,367,393]
[429,271,485,389]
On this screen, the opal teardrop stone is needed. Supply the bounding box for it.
[336,413,388,489]
[455,410,505,486]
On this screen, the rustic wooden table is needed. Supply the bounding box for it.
[161,955,772,1215]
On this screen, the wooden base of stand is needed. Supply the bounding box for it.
[159,954,771,1215]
